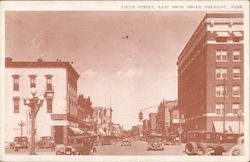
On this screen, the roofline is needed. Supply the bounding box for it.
[176,12,243,66]
[5,57,80,79]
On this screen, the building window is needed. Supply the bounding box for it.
[216,31,229,42]
[233,68,240,79]
[47,99,52,113]
[12,75,20,91]
[45,75,53,91]
[232,86,240,97]
[233,50,240,61]
[232,103,240,115]
[215,85,227,97]
[13,96,20,113]
[216,68,227,79]
[232,31,243,42]
[29,75,37,88]
[215,103,226,115]
[216,50,228,62]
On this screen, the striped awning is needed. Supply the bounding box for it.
[69,127,83,134]
[213,121,244,133]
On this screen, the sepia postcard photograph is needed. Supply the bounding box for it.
[0,1,249,162]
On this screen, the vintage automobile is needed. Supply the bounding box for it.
[55,135,94,155]
[121,138,132,146]
[147,134,164,151]
[13,136,29,151]
[226,136,244,156]
[184,131,243,155]
[101,136,113,145]
[38,136,55,149]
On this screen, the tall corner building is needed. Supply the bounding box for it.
[177,12,244,133]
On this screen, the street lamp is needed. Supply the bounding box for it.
[23,87,44,155]
[18,120,25,137]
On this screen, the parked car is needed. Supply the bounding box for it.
[101,136,112,145]
[226,136,244,156]
[184,131,243,155]
[55,135,94,155]
[121,138,132,146]
[38,136,55,149]
[147,134,164,151]
[13,136,29,151]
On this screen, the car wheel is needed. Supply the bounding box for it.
[185,142,198,155]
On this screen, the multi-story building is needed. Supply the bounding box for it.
[177,12,244,133]
[5,57,80,144]
[131,125,139,137]
[111,123,123,137]
[156,100,178,136]
[142,119,149,136]
[148,113,157,134]
[93,107,113,136]
[78,94,94,131]
[169,105,185,136]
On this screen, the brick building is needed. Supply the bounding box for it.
[156,100,177,136]
[148,113,157,134]
[177,12,244,133]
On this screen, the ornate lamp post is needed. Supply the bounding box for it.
[23,87,44,155]
[18,120,25,137]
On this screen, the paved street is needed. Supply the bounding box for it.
[5,140,186,155]
[95,140,185,155]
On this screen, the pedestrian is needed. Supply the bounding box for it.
[92,146,97,153]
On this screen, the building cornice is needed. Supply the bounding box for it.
[5,57,80,80]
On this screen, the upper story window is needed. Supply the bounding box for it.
[216,31,229,42]
[233,50,240,62]
[29,75,37,88]
[215,85,227,97]
[232,31,243,42]
[232,86,240,97]
[216,50,228,62]
[232,103,240,115]
[12,74,20,91]
[233,68,240,79]
[45,75,53,91]
[215,103,226,115]
[216,68,227,80]
[13,96,20,113]
[47,99,52,113]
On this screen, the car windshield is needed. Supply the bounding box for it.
[15,137,27,141]
[149,136,161,140]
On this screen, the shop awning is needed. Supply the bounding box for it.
[216,31,229,38]
[213,121,244,133]
[233,31,243,38]
[69,127,83,134]
[97,128,106,136]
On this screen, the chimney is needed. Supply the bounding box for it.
[37,58,43,62]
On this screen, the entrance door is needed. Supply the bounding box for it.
[54,126,63,144]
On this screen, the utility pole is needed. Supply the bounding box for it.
[223,78,226,133]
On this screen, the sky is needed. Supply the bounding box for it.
[5,11,206,130]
